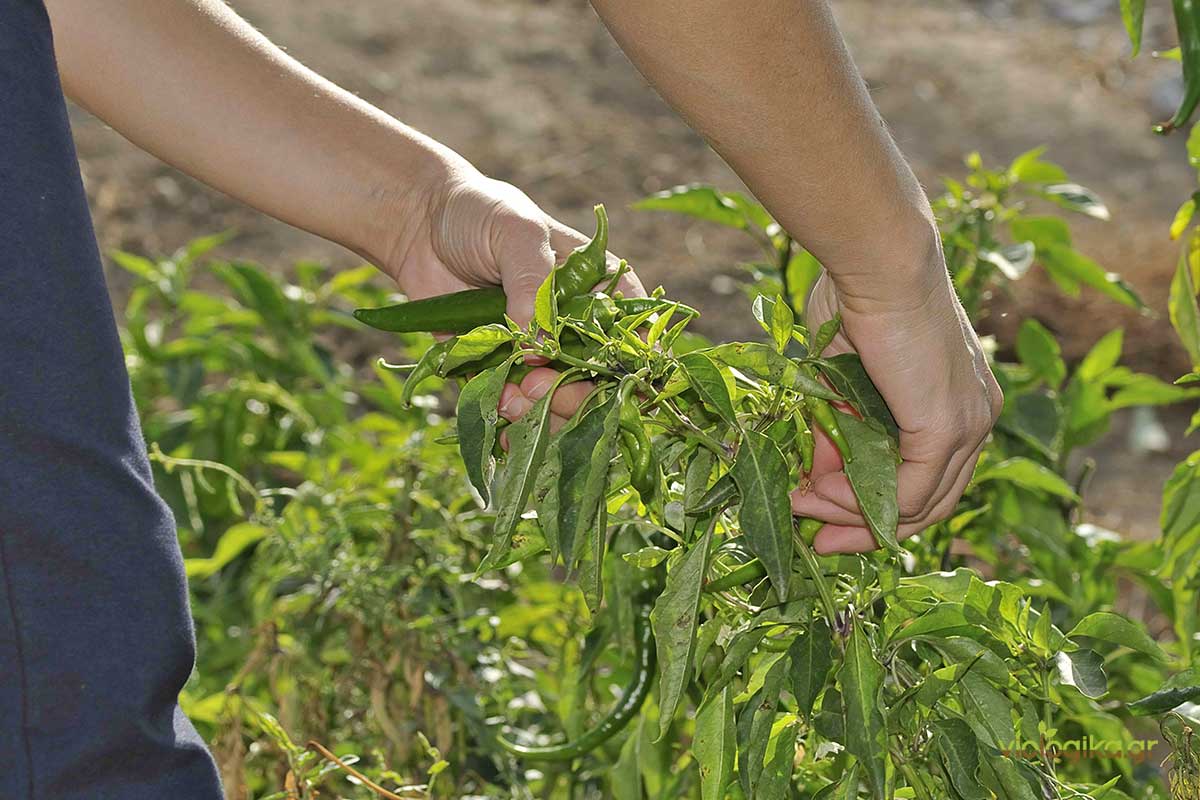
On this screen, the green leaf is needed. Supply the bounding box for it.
[836,410,900,552]
[559,392,624,599]
[1067,612,1165,662]
[892,604,976,641]
[651,523,711,739]
[997,390,1063,461]
[1077,329,1124,383]
[729,431,794,601]
[611,723,643,800]
[1120,0,1145,56]
[441,324,514,373]
[810,313,842,357]
[757,714,798,800]
[959,673,1015,749]
[634,184,771,231]
[1056,649,1108,699]
[623,546,673,569]
[973,457,1080,502]
[1171,234,1200,368]
[1040,243,1144,310]
[694,687,735,800]
[1039,184,1110,221]
[534,268,558,334]
[482,375,564,570]
[933,718,989,800]
[703,342,841,401]
[813,764,861,800]
[217,261,293,326]
[707,627,768,697]
[1107,372,1200,409]
[1128,667,1200,715]
[770,295,794,353]
[400,339,455,407]
[789,618,835,718]
[185,523,269,579]
[819,354,899,439]
[839,622,888,798]
[1161,450,1200,580]
[932,636,1011,685]
[1011,215,1071,250]
[1016,319,1066,388]
[1172,195,1197,240]
[737,655,790,797]
[980,243,1035,281]
[1009,147,1069,185]
[111,250,166,285]
[539,396,611,564]
[679,352,737,426]
[979,752,1040,800]
[457,362,512,505]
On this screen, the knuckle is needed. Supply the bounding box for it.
[899,491,932,519]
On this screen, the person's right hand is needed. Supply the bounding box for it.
[790,231,1003,555]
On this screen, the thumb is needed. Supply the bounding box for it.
[491,212,556,329]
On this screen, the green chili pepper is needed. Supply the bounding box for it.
[686,473,737,516]
[355,207,612,334]
[619,421,656,500]
[1158,0,1200,134]
[496,599,655,762]
[703,558,766,593]
[354,287,507,334]
[797,517,824,547]
[805,396,852,464]
[795,411,815,475]
[553,205,611,301]
[759,633,794,652]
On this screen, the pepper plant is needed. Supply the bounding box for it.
[350,207,1170,799]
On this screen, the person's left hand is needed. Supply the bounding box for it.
[375,164,644,431]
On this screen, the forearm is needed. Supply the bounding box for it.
[44,0,463,264]
[590,0,938,296]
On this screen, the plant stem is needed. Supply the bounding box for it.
[793,525,839,634]
[541,349,617,377]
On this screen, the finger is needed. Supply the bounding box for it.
[812,524,877,555]
[790,489,864,526]
[400,264,475,300]
[519,368,594,417]
[498,384,532,423]
[495,216,556,328]
[809,427,845,478]
[906,441,985,530]
[815,445,986,556]
[893,440,954,522]
[896,427,985,522]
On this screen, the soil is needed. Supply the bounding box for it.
[70,0,1200,537]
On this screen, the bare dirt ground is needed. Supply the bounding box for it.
[71,0,1200,537]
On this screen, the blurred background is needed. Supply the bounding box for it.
[72,0,1196,538]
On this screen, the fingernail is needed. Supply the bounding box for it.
[524,375,553,401]
[500,394,532,420]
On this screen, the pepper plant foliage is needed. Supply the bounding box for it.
[346,183,1182,798]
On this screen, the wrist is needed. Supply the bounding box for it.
[821,211,946,310]
[346,137,472,283]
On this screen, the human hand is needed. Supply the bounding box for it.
[377,165,644,430]
[790,232,1002,554]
